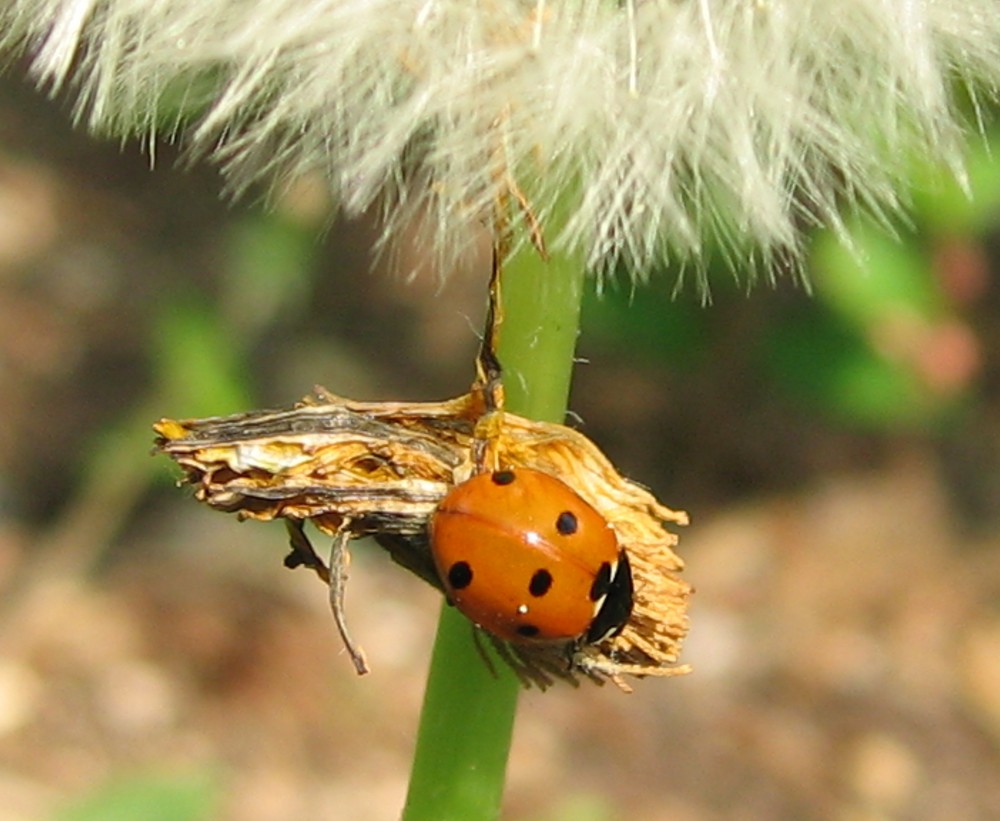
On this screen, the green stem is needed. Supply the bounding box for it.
[402,242,587,820]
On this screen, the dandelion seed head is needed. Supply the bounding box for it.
[3,0,999,286]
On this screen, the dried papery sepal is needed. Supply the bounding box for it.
[154,381,690,689]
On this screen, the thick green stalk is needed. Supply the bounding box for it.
[402,241,587,820]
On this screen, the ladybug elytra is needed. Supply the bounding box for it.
[430,468,634,644]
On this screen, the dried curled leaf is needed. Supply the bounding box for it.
[155,391,479,535]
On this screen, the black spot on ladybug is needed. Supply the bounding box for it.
[516,624,540,638]
[586,549,634,644]
[528,568,553,597]
[491,470,516,485]
[589,561,612,602]
[447,561,473,590]
[555,510,578,535]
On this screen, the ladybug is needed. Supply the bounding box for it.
[429,468,634,644]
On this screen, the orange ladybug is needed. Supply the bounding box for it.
[429,468,634,644]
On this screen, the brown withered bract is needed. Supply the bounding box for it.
[153,263,690,691]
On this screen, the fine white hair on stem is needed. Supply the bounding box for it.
[2,0,999,286]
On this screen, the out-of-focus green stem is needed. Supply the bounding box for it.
[402,240,587,820]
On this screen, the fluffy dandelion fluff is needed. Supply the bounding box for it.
[3,0,999,281]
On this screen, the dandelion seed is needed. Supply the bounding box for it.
[3,0,999,284]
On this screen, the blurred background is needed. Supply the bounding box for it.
[1,73,1000,821]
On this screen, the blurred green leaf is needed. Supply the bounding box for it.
[221,212,316,336]
[582,280,706,368]
[529,793,616,821]
[910,130,1000,235]
[765,309,948,429]
[54,773,218,821]
[811,220,941,331]
[152,297,253,417]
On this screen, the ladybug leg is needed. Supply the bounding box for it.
[565,638,583,673]
[471,627,501,679]
[327,528,370,676]
[284,520,330,584]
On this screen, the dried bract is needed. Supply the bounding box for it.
[155,382,689,690]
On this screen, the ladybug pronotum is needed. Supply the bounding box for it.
[429,467,634,644]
